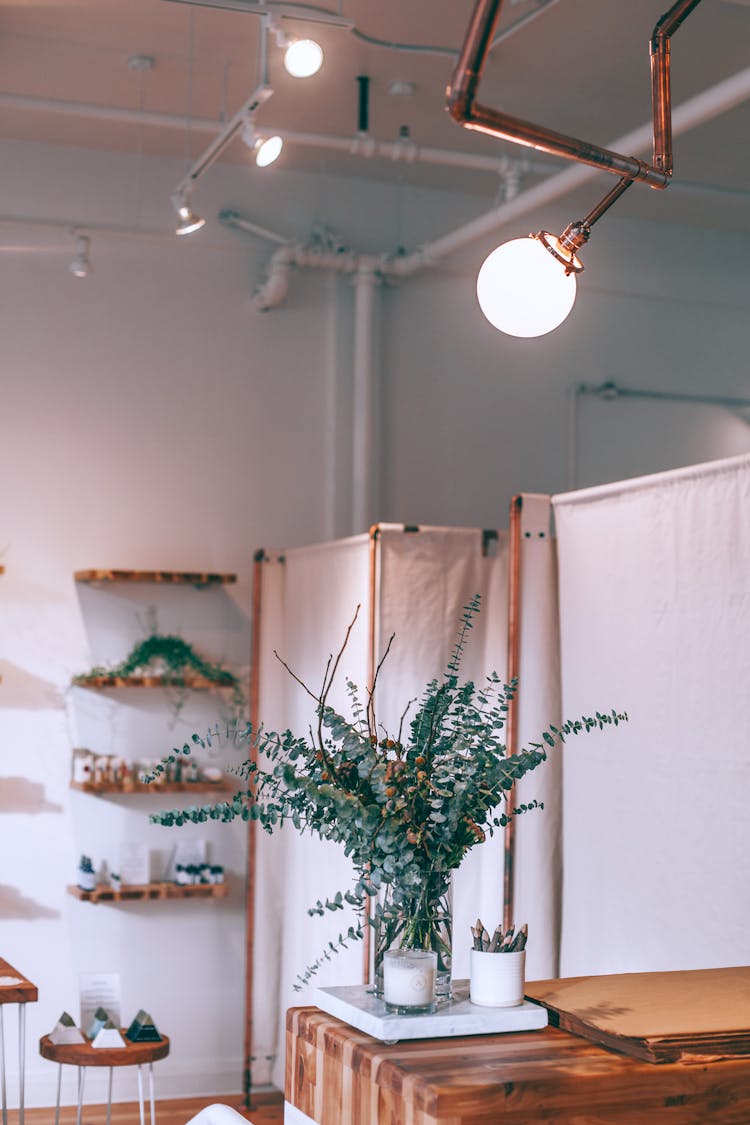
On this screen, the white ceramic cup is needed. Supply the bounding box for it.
[383,949,437,1013]
[469,949,525,1007]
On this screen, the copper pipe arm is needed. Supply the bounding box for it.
[447,0,705,191]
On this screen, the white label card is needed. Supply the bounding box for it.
[119,842,150,886]
[79,972,121,1031]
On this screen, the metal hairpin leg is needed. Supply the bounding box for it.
[0,1007,6,1125]
[18,1004,25,1125]
[106,1067,113,1125]
[148,1062,156,1125]
[137,1064,145,1125]
[54,1064,62,1125]
[76,1066,86,1125]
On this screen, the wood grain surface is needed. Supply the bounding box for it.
[0,958,38,1005]
[72,674,237,689]
[74,570,237,585]
[286,1005,750,1125]
[39,1033,170,1068]
[66,883,228,903]
[526,966,750,1062]
[69,779,232,795]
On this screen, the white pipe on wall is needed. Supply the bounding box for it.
[0,93,523,180]
[252,242,358,311]
[352,258,380,533]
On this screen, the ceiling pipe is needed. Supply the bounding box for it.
[387,63,750,277]
[223,63,750,309]
[5,89,749,197]
[0,93,529,180]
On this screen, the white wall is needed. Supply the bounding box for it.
[1,137,749,1103]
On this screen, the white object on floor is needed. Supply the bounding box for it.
[185,1106,255,1125]
[314,979,548,1042]
[284,1104,315,1125]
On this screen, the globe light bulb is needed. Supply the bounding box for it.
[476,235,578,338]
[254,135,283,168]
[283,38,324,78]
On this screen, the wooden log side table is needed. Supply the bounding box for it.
[285,1006,750,1125]
[39,1034,170,1125]
[0,958,38,1125]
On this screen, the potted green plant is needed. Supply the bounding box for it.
[148,595,627,998]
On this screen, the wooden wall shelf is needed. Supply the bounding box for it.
[72,673,237,689]
[70,779,233,796]
[74,569,237,586]
[67,882,228,903]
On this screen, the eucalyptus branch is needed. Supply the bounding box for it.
[150,594,628,993]
[272,652,320,703]
[366,630,395,737]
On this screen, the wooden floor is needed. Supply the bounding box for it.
[14,1093,285,1125]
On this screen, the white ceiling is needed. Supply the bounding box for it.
[2,0,749,229]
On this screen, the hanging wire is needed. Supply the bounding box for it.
[134,68,145,228]
[184,8,196,170]
[221,58,230,123]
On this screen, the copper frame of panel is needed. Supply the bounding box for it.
[243,548,265,1107]
[502,495,523,931]
[447,0,703,190]
[362,523,381,985]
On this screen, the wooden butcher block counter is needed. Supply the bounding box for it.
[285,969,750,1125]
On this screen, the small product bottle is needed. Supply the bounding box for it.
[77,855,97,892]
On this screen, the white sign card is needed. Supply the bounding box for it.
[119,842,150,885]
[79,971,121,1031]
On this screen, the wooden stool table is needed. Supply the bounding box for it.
[285,1006,750,1124]
[39,1034,170,1125]
[0,959,38,1125]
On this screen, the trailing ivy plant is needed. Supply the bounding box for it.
[148,595,627,988]
[74,630,246,724]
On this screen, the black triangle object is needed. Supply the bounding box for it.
[126,1010,161,1042]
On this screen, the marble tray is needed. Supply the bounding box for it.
[314,980,548,1043]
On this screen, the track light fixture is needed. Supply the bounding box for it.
[241,122,283,168]
[448,0,704,337]
[172,191,205,236]
[283,37,324,78]
[69,233,92,279]
[266,17,323,79]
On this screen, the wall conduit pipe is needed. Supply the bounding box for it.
[252,242,358,310]
[352,258,380,533]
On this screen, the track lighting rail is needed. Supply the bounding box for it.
[172,83,273,204]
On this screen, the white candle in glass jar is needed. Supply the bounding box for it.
[383,949,437,1010]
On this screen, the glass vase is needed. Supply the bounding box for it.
[373,871,452,1004]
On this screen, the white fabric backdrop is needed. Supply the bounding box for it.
[252,522,563,1089]
[372,524,509,982]
[553,453,750,977]
[512,495,563,981]
[252,536,372,1090]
